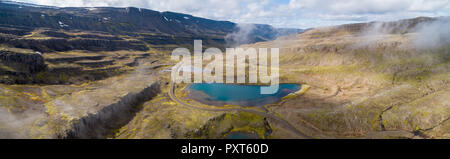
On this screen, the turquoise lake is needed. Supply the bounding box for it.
[187,83,301,107]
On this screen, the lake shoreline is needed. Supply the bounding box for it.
[185,83,301,107]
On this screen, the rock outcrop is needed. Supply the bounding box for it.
[0,50,46,73]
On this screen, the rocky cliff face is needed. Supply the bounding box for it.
[63,83,161,139]
[0,0,447,139]
[0,1,301,84]
[331,17,436,34]
[4,38,149,53]
[0,1,301,47]
[245,17,449,138]
[0,50,46,73]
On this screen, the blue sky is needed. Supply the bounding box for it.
[13,0,450,28]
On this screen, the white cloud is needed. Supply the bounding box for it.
[13,0,450,28]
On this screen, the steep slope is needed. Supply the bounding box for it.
[0,0,301,45]
[0,0,301,84]
[244,17,449,138]
[0,0,447,139]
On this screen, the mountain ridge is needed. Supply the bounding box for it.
[0,0,301,45]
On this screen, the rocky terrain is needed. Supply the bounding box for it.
[0,1,299,139]
[0,0,300,85]
[0,0,448,139]
[245,17,449,138]
[0,0,300,48]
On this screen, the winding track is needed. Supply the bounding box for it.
[168,65,311,138]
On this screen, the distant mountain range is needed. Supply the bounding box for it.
[0,0,302,46]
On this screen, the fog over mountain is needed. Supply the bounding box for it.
[0,0,448,140]
[0,0,302,49]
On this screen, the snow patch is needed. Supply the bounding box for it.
[58,21,69,28]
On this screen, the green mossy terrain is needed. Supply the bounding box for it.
[250,19,449,138]
[0,13,448,138]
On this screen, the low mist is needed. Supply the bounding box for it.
[413,17,450,49]
[357,17,450,50]
[225,23,256,47]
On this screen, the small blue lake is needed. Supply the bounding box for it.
[187,83,301,107]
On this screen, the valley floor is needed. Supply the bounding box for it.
[0,18,449,139]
